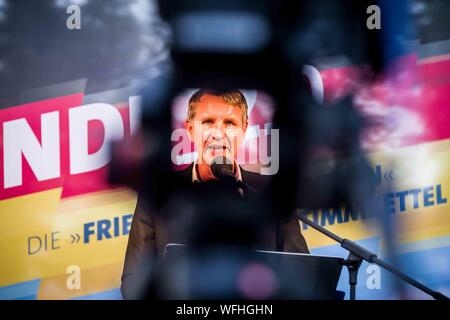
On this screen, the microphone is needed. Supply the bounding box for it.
[211,156,235,183]
[211,156,246,196]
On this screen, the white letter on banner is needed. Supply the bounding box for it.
[69,103,124,174]
[3,112,60,188]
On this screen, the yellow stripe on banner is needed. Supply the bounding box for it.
[57,188,137,215]
[0,188,62,238]
[302,206,450,251]
[299,139,450,250]
[38,188,136,281]
[301,218,379,249]
[0,188,62,286]
[0,187,137,287]
[397,204,450,243]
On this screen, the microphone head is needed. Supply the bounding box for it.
[211,156,234,180]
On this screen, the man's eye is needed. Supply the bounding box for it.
[225,121,236,126]
[202,119,213,125]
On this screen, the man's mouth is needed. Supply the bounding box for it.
[206,145,229,153]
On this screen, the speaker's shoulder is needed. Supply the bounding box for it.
[240,167,271,193]
[173,163,194,185]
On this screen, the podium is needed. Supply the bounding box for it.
[163,244,344,299]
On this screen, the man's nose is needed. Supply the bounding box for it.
[210,125,226,140]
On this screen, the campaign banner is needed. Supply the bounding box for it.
[0,49,449,299]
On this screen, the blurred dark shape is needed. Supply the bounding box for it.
[139,0,394,213]
[274,93,379,213]
[411,0,450,43]
[111,0,415,299]
[0,0,444,300]
[134,179,274,299]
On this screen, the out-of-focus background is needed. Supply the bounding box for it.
[0,0,449,299]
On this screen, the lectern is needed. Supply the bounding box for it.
[163,243,344,299]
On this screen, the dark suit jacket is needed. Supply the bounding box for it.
[121,164,309,299]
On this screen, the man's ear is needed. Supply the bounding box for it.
[243,120,248,133]
[185,120,193,141]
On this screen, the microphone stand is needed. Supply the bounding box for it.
[297,212,449,300]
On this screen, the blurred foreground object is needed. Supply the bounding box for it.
[110,0,444,299]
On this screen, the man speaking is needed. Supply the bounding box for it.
[121,89,309,299]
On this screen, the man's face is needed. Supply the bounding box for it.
[185,94,248,166]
